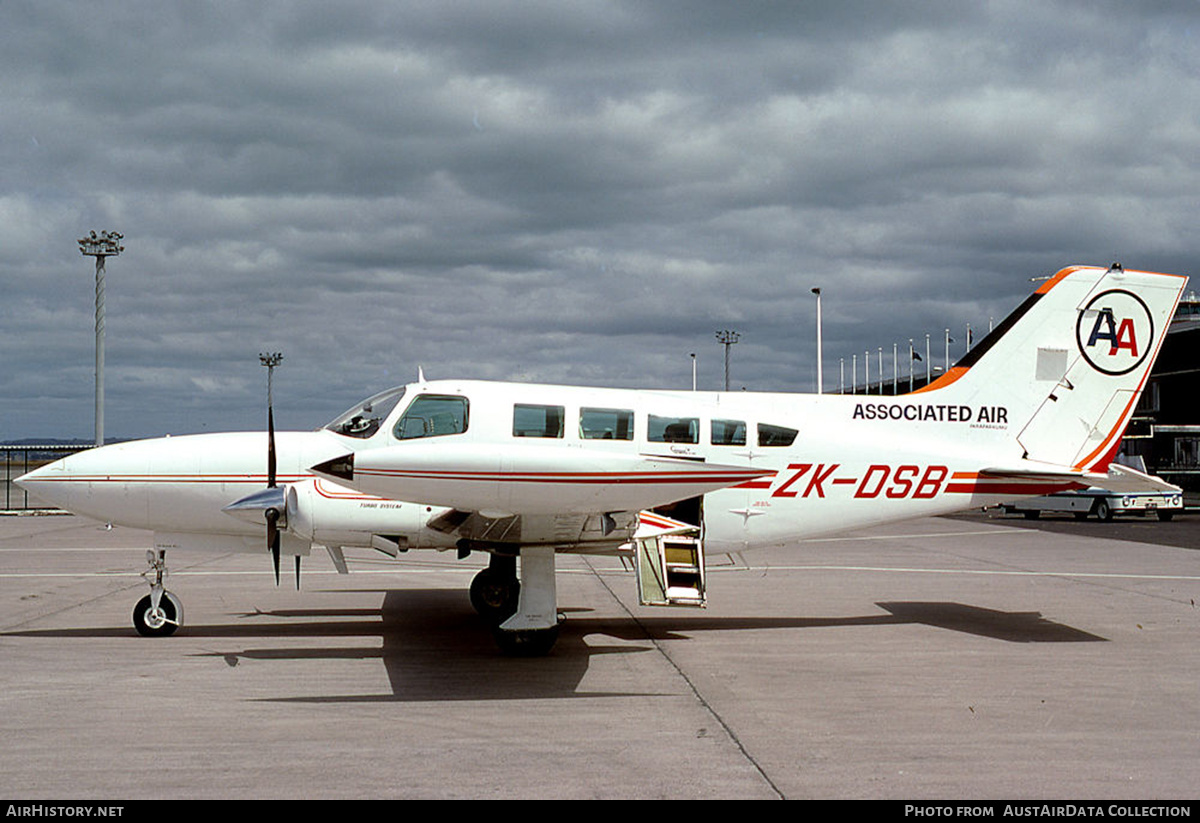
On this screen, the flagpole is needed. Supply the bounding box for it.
[908,339,915,392]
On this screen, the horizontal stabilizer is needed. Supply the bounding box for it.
[980,461,1180,495]
[1092,462,1182,494]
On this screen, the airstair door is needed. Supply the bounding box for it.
[635,529,706,608]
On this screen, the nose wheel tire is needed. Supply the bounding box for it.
[133,592,182,637]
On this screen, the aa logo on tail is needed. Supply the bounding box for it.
[1076,289,1154,376]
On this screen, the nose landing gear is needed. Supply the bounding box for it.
[134,550,183,637]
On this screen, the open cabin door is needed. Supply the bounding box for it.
[634,496,706,608]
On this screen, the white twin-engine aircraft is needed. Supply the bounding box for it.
[17,264,1188,655]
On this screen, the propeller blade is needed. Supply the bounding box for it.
[259,352,284,584]
[294,555,301,590]
[266,507,281,586]
[267,405,277,489]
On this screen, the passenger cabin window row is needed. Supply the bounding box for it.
[390,394,799,447]
[506,402,795,447]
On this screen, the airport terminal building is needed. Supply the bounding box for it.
[1123,295,1200,492]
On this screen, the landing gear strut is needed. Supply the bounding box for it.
[134,550,183,637]
[491,546,561,657]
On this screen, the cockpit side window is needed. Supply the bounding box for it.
[513,404,564,438]
[324,387,407,439]
[393,395,469,440]
[649,414,699,444]
[758,423,798,447]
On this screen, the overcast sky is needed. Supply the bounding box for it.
[2,1,1198,440]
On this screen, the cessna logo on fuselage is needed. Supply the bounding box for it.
[1076,289,1154,376]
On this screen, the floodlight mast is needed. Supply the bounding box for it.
[77,230,124,447]
[259,352,283,416]
[715,329,740,392]
[811,288,823,394]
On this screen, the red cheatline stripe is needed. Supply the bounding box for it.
[732,479,774,489]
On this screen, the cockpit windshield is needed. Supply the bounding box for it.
[323,386,407,439]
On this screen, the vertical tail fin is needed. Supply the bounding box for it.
[914,264,1187,473]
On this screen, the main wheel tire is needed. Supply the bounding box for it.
[133,592,181,637]
[470,568,520,625]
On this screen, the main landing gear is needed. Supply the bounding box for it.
[133,550,183,637]
[469,547,562,656]
[469,554,520,623]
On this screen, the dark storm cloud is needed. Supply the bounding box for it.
[2,1,1198,438]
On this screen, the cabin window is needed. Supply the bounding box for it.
[758,423,798,447]
[711,419,747,446]
[580,407,634,440]
[393,395,469,440]
[513,404,565,438]
[649,414,699,444]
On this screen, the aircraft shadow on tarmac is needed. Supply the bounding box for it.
[3,589,1104,703]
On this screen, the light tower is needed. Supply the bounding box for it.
[260,352,283,412]
[715,329,740,392]
[811,288,823,394]
[77,230,124,446]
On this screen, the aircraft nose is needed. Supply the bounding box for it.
[14,454,74,509]
[13,443,150,521]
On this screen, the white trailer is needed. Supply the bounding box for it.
[1003,487,1183,521]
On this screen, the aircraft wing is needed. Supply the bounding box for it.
[312,443,773,517]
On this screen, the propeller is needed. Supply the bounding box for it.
[266,399,281,584]
[221,352,304,589]
[259,353,299,589]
